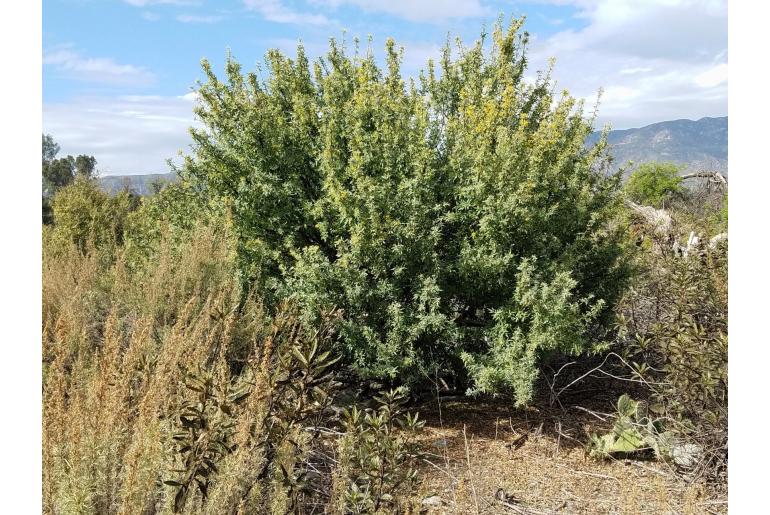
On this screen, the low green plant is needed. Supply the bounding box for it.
[200,307,344,514]
[588,394,672,460]
[166,367,247,512]
[335,388,424,513]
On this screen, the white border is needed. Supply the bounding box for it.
[0,0,42,511]
[0,0,764,511]
[729,1,770,511]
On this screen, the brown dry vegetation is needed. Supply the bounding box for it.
[43,223,238,513]
[43,222,343,514]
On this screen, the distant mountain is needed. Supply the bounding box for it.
[99,172,178,196]
[588,116,728,176]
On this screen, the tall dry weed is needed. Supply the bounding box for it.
[43,221,345,514]
[43,223,242,514]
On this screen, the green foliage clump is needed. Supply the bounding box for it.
[715,193,727,228]
[166,368,241,512]
[48,177,139,253]
[166,312,342,514]
[124,179,221,266]
[588,394,671,460]
[42,134,99,198]
[624,162,685,208]
[43,154,75,197]
[183,18,629,405]
[42,133,59,163]
[462,259,609,403]
[335,388,424,513]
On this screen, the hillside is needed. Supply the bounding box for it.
[589,116,728,175]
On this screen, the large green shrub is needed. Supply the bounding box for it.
[183,19,629,405]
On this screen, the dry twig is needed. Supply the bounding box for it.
[463,425,481,514]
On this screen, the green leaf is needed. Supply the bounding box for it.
[617,394,638,418]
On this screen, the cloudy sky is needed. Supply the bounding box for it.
[43,0,727,175]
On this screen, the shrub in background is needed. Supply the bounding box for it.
[624,162,685,208]
[123,179,222,268]
[48,177,139,255]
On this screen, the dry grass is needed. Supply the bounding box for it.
[43,222,240,514]
[43,221,334,514]
[412,395,726,515]
[43,217,359,514]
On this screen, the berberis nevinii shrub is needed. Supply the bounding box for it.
[183,18,630,405]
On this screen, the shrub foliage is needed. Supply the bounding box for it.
[183,19,629,404]
[624,162,685,208]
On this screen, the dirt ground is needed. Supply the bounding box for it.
[409,394,727,515]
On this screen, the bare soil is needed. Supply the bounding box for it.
[409,393,726,514]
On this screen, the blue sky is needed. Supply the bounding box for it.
[43,0,727,175]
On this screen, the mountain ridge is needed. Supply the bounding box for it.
[588,116,727,175]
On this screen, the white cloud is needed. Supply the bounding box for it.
[243,0,330,25]
[601,85,640,103]
[141,11,161,21]
[176,14,226,23]
[527,0,727,128]
[178,91,200,102]
[312,0,489,22]
[43,95,199,175]
[44,47,156,86]
[619,66,652,75]
[694,63,728,88]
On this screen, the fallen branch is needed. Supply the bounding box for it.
[623,459,675,479]
[496,500,557,515]
[624,199,673,237]
[495,490,557,515]
[681,171,727,186]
